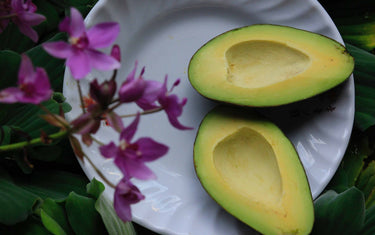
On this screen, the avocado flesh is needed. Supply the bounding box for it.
[194,106,314,234]
[188,24,354,107]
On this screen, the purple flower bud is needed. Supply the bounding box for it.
[89,79,116,108]
[111,44,121,62]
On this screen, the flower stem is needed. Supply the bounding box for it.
[83,153,116,188]
[0,130,68,152]
[77,80,86,114]
[120,107,163,118]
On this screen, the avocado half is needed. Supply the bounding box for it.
[194,106,314,234]
[188,24,354,107]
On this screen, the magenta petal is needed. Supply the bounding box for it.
[43,41,73,59]
[15,22,38,42]
[114,178,144,222]
[0,87,23,103]
[67,50,91,79]
[68,8,85,37]
[18,54,34,82]
[136,137,168,161]
[59,16,70,33]
[106,111,124,133]
[118,78,146,103]
[99,142,118,159]
[86,50,120,71]
[122,159,156,180]
[120,114,140,142]
[110,44,121,62]
[136,80,163,110]
[17,12,45,26]
[87,22,120,48]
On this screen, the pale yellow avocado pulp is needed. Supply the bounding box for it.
[188,24,354,106]
[194,106,314,235]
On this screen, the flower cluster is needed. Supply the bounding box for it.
[0,5,191,222]
[0,0,45,42]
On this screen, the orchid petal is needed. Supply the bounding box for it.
[110,44,121,62]
[114,179,144,222]
[0,87,23,103]
[66,50,91,79]
[118,77,146,103]
[117,158,156,180]
[86,50,120,71]
[120,113,140,142]
[18,54,34,82]
[17,11,45,26]
[136,80,163,110]
[15,22,38,42]
[87,22,120,48]
[68,8,85,37]
[106,111,124,133]
[136,137,168,161]
[42,41,73,59]
[99,142,118,159]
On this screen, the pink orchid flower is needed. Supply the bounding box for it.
[158,76,193,130]
[10,0,45,42]
[42,8,120,79]
[99,113,168,180]
[114,177,145,222]
[0,54,52,104]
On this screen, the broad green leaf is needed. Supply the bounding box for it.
[0,169,42,225]
[40,198,72,234]
[40,209,67,235]
[27,33,67,92]
[87,178,136,235]
[87,177,105,199]
[0,125,12,146]
[0,50,20,90]
[16,170,88,201]
[0,216,50,235]
[312,187,365,235]
[360,205,375,235]
[65,192,107,235]
[95,193,136,235]
[0,23,36,53]
[29,145,63,162]
[346,44,375,130]
[327,138,368,192]
[357,161,375,199]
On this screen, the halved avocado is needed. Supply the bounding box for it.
[194,106,314,234]
[188,24,354,106]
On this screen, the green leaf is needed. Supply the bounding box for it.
[0,50,20,90]
[0,216,51,235]
[29,145,63,162]
[312,187,365,235]
[360,205,375,235]
[40,209,67,235]
[87,177,105,199]
[16,170,88,201]
[65,192,107,235]
[40,198,72,235]
[0,125,12,146]
[27,33,67,92]
[87,178,136,235]
[95,193,136,235]
[346,44,375,130]
[0,168,42,225]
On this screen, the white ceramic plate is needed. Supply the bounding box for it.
[63,0,355,234]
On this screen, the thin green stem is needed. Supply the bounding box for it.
[0,130,68,152]
[83,153,116,188]
[77,80,86,114]
[120,107,163,118]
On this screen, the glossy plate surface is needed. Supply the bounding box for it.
[63,0,355,234]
